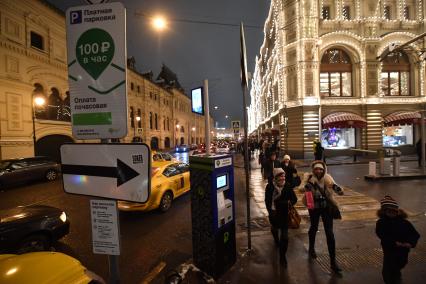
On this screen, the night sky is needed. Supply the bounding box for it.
[46,0,270,128]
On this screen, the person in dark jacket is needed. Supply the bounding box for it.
[265,168,298,267]
[376,195,420,284]
[313,139,324,161]
[280,154,300,188]
[263,152,281,183]
[416,139,425,167]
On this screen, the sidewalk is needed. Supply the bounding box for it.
[157,154,426,284]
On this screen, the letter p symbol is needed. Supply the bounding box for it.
[70,10,82,24]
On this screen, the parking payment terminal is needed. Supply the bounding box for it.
[189,154,236,279]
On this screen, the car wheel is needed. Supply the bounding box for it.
[17,234,51,254]
[159,191,173,212]
[45,169,57,181]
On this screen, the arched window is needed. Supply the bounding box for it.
[33,83,47,119]
[130,107,135,128]
[320,48,352,97]
[155,113,158,130]
[380,51,410,96]
[149,112,153,129]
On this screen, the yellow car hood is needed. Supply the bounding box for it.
[0,252,94,284]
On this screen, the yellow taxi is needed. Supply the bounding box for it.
[118,160,190,212]
[0,252,104,284]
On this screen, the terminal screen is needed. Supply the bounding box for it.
[216,174,227,189]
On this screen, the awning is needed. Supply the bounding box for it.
[322,112,367,128]
[383,111,424,126]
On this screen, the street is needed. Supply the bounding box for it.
[1,152,425,283]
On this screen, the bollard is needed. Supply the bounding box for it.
[393,157,400,176]
[369,161,376,176]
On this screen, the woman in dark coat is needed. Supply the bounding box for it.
[376,195,420,284]
[280,154,299,188]
[263,152,281,183]
[265,168,298,267]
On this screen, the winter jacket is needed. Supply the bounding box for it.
[263,160,281,182]
[376,215,420,253]
[280,161,298,188]
[300,161,343,208]
[265,182,297,228]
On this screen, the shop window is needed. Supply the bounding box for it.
[383,125,413,147]
[380,51,410,96]
[320,49,352,97]
[322,6,331,19]
[30,31,44,50]
[321,128,355,149]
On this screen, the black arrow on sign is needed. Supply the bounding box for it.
[62,159,139,187]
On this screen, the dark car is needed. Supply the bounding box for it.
[0,205,70,254]
[0,156,60,189]
[175,144,189,153]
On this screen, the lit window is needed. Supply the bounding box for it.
[380,52,410,96]
[320,49,352,97]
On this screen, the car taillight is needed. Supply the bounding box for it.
[151,167,160,177]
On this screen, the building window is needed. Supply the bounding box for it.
[154,94,157,101]
[181,126,185,133]
[137,109,142,128]
[322,6,331,20]
[150,92,152,99]
[130,107,135,128]
[137,85,140,93]
[167,117,170,130]
[342,6,350,20]
[403,6,410,20]
[30,31,44,50]
[380,52,410,96]
[149,112,153,129]
[131,82,134,90]
[384,6,391,20]
[155,113,158,130]
[320,48,352,97]
[163,117,166,130]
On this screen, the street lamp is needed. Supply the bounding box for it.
[32,96,46,155]
[134,116,141,138]
[191,127,196,144]
[152,15,167,31]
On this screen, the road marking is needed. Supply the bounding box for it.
[140,261,166,284]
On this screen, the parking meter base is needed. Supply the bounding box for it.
[189,154,236,279]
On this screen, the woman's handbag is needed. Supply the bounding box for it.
[288,201,301,229]
[328,203,342,220]
[304,191,315,209]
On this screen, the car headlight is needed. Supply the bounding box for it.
[59,212,67,223]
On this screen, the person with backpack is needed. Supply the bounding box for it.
[376,195,420,284]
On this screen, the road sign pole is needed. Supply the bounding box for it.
[204,79,211,156]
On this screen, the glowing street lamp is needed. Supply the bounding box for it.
[32,96,46,154]
[152,16,167,31]
[134,116,141,137]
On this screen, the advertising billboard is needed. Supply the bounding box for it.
[191,87,204,115]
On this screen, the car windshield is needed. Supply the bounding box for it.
[0,161,11,170]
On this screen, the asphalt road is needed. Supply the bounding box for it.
[1,154,425,283]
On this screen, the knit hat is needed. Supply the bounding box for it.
[283,155,291,161]
[273,168,285,178]
[380,195,399,210]
[312,162,324,170]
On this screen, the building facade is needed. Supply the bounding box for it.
[0,0,211,161]
[249,0,426,159]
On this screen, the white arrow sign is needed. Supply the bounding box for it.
[60,144,151,202]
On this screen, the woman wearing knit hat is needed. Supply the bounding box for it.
[280,154,300,188]
[300,160,344,273]
[264,167,297,267]
[376,195,420,284]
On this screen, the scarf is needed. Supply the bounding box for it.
[271,181,284,210]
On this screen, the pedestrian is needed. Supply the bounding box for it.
[263,151,281,183]
[376,195,420,284]
[280,155,300,188]
[313,139,324,161]
[416,139,424,167]
[264,168,298,267]
[301,160,344,273]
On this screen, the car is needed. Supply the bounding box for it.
[0,252,105,284]
[118,160,190,212]
[189,144,198,150]
[0,205,70,254]
[0,156,60,189]
[175,144,189,153]
[152,151,175,162]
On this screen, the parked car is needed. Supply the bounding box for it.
[0,156,60,189]
[189,144,198,150]
[0,205,70,254]
[118,160,190,212]
[175,144,189,153]
[0,252,105,284]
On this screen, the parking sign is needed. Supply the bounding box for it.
[66,2,127,139]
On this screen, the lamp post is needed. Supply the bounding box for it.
[191,127,196,144]
[32,96,46,155]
